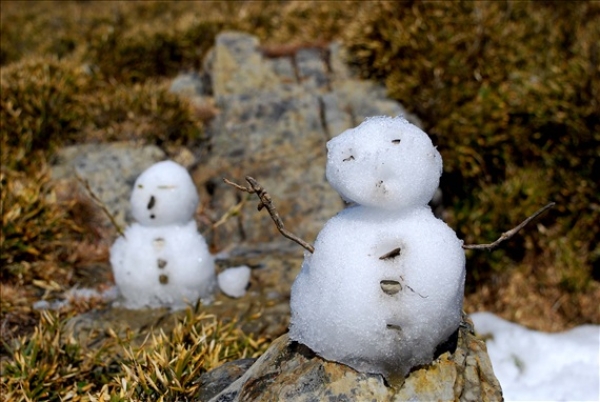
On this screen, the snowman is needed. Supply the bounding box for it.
[110,160,217,309]
[289,116,466,380]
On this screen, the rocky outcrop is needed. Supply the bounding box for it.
[51,142,166,228]
[193,31,420,249]
[202,316,503,402]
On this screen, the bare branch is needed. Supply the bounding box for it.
[75,172,125,237]
[463,202,556,251]
[223,176,315,253]
[209,195,248,232]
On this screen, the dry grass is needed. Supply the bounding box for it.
[0,308,268,401]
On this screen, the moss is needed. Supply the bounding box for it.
[0,57,92,168]
[84,79,204,146]
[343,1,600,291]
[0,160,82,282]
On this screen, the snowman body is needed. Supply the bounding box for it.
[289,117,466,379]
[110,160,216,309]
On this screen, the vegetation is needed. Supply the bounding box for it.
[1,1,598,399]
[343,2,599,292]
[0,309,267,401]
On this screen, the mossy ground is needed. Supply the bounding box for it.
[1,1,599,399]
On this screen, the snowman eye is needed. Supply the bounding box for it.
[379,247,402,260]
[392,139,401,144]
[158,185,177,190]
[386,323,402,331]
[342,155,355,162]
[137,184,144,189]
[147,195,156,210]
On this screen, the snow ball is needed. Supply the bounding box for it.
[289,206,465,379]
[130,160,199,226]
[326,116,442,210]
[218,265,252,298]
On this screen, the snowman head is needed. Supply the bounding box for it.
[326,116,442,210]
[130,160,199,226]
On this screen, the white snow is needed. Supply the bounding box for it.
[289,116,466,379]
[130,160,199,227]
[218,265,251,298]
[111,221,216,309]
[110,160,216,309]
[471,312,600,402]
[33,286,118,310]
[326,116,442,210]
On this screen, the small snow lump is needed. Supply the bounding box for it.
[289,116,466,380]
[218,265,252,298]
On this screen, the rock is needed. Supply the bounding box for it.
[50,142,166,229]
[169,72,205,98]
[194,31,421,249]
[63,242,303,349]
[196,359,257,402]
[203,316,503,402]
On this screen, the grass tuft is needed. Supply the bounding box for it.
[0,308,268,401]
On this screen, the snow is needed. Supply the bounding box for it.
[130,160,199,227]
[326,116,442,210]
[111,221,216,309]
[33,286,118,310]
[110,160,216,309]
[471,312,600,402]
[289,116,465,379]
[218,265,251,298]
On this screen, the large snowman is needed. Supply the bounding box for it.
[110,160,217,309]
[289,116,466,380]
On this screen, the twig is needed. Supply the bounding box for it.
[223,176,315,253]
[462,202,555,251]
[210,195,248,231]
[75,172,125,238]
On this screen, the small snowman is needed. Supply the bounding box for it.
[110,160,217,309]
[289,116,466,380]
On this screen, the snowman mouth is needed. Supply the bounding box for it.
[380,280,402,295]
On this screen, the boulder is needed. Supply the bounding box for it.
[203,316,503,402]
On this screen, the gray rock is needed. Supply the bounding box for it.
[319,92,353,139]
[195,32,421,249]
[197,359,257,401]
[63,243,303,352]
[169,72,205,98]
[50,142,166,228]
[204,316,503,402]
[211,32,279,100]
[295,47,330,91]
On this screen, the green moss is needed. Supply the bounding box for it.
[0,57,92,167]
[343,1,600,291]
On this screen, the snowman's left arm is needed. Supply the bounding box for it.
[223,176,315,253]
[462,202,555,251]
